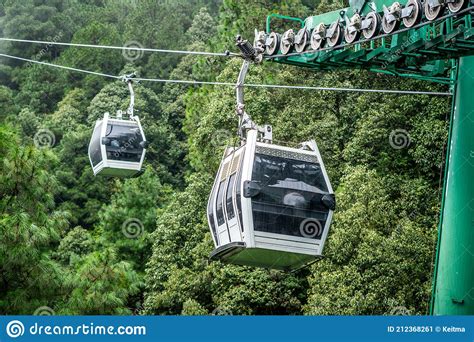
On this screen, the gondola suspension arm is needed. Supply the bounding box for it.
[121,72,137,119]
[235,36,272,144]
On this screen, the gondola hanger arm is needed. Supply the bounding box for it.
[121,72,137,119]
[234,35,272,144]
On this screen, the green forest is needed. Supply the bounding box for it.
[0,0,450,315]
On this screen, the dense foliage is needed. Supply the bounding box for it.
[0,0,449,315]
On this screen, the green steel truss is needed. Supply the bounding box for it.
[266,2,474,84]
[264,0,474,315]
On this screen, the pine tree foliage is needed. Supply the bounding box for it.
[0,0,451,315]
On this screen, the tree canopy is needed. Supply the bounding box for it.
[0,0,449,315]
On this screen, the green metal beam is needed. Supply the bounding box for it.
[265,4,474,79]
[432,56,474,315]
[264,4,474,316]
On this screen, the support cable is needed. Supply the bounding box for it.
[0,37,238,57]
[0,52,451,96]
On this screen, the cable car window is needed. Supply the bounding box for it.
[235,157,244,231]
[216,180,226,225]
[89,122,103,167]
[208,188,218,243]
[250,153,329,239]
[105,123,144,162]
[226,174,236,220]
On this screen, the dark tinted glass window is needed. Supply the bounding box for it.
[216,180,226,226]
[235,151,244,231]
[89,122,103,167]
[105,123,144,162]
[226,174,236,220]
[208,187,218,243]
[250,153,329,239]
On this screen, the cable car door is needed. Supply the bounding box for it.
[225,148,244,242]
[213,149,243,245]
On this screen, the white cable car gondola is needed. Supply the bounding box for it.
[207,41,335,270]
[88,74,148,177]
[207,128,335,271]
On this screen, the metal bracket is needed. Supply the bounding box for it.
[236,35,263,63]
[383,5,398,24]
[427,0,443,8]
[345,14,362,34]
[243,180,262,198]
[361,16,372,30]
[121,72,137,119]
[235,57,272,144]
[326,19,340,38]
[294,28,306,45]
[401,4,415,18]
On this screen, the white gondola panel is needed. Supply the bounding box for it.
[208,129,335,271]
[88,112,147,177]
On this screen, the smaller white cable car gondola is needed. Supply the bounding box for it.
[88,74,148,177]
[207,39,336,271]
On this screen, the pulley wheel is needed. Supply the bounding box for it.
[253,30,266,51]
[326,22,342,47]
[382,12,400,33]
[344,26,360,44]
[403,0,422,27]
[295,28,309,53]
[310,23,326,50]
[362,12,382,39]
[448,0,467,13]
[424,0,444,21]
[280,29,295,55]
[265,32,280,55]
